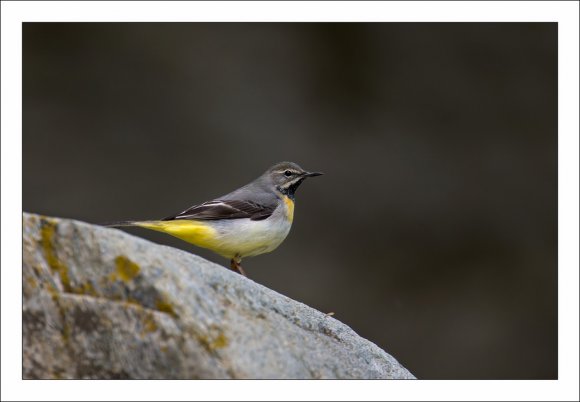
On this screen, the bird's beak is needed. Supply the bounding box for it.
[303,171,324,177]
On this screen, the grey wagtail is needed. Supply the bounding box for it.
[107,162,323,276]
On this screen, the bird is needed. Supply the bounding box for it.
[107,162,323,276]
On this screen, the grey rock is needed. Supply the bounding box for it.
[22,212,415,379]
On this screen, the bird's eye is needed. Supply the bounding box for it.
[284,170,293,177]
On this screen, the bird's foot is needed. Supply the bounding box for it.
[230,258,247,277]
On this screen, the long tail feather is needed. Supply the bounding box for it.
[101,220,137,228]
[101,220,220,256]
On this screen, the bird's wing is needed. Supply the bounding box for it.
[162,199,276,221]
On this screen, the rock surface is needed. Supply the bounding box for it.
[22,212,415,379]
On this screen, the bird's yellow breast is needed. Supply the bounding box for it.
[283,195,294,223]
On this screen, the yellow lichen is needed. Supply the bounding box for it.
[155,299,177,318]
[198,326,229,351]
[70,281,98,297]
[25,275,38,290]
[122,297,144,310]
[47,288,71,343]
[142,313,159,334]
[210,332,228,349]
[109,256,140,283]
[40,219,71,292]
[80,281,97,296]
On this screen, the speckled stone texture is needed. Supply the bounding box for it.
[22,212,415,379]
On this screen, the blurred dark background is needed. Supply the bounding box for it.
[23,23,557,379]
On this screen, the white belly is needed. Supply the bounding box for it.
[208,204,292,259]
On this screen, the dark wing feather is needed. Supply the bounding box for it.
[162,200,275,221]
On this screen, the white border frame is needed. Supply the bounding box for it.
[2,2,578,401]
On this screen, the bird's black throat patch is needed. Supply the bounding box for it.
[278,178,305,201]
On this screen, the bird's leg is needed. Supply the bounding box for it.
[230,256,246,277]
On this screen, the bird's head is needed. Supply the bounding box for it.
[264,161,323,200]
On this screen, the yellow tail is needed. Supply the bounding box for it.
[130,220,218,250]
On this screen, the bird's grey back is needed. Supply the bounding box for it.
[219,172,280,209]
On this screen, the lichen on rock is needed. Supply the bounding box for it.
[22,212,415,379]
